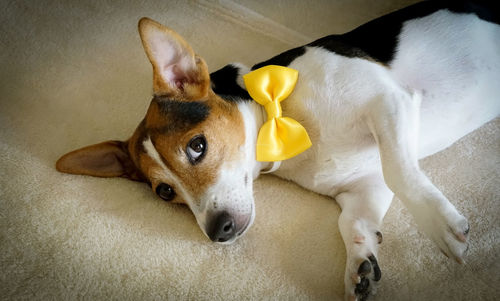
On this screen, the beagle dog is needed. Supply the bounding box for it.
[56,1,500,299]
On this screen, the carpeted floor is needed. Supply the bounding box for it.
[1,1,499,300]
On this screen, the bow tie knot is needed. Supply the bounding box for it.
[265,100,282,120]
[243,65,312,162]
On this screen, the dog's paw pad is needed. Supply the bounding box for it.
[355,278,370,300]
[349,255,381,300]
[368,255,381,281]
[358,260,371,276]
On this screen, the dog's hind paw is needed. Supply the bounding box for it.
[345,254,381,301]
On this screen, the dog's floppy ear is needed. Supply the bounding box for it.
[138,17,210,99]
[56,140,141,180]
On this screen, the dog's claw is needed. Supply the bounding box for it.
[455,233,467,243]
[455,224,469,243]
[440,249,450,258]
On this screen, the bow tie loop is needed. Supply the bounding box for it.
[243,65,312,162]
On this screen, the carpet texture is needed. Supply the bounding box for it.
[1,1,499,300]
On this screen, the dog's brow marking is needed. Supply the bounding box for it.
[152,97,210,132]
[143,136,195,205]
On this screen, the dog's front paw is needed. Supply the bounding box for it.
[413,202,469,263]
[345,254,381,301]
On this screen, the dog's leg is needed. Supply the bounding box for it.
[336,174,393,301]
[365,90,469,263]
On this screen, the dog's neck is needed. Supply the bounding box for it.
[236,99,280,177]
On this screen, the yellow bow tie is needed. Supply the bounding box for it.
[243,65,312,162]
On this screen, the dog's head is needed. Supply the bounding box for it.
[56,18,260,244]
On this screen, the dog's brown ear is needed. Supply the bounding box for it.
[138,17,210,99]
[56,140,141,180]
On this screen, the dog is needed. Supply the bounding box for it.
[56,0,500,299]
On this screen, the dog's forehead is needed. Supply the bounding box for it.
[126,97,211,182]
[145,96,210,133]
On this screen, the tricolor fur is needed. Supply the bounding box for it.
[56,1,500,299]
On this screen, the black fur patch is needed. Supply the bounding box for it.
[316,0,499,64]
[448,0,499,25]
[250,0,499,67]
[210,65,250,102]
[252,46,306,70]
[210,0,498,100]
[151,96,210,133]
[308,37,371,60]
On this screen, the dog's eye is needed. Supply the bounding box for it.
[156,183,175,202]
[186,135,207,164]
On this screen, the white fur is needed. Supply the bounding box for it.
[200,165,255,244]
[392,11,500,157]
[232,10,499,299]
[143,136,195,206]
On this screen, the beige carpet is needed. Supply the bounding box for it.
[1,0,499,300]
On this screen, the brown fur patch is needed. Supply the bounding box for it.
[130,90,245,204]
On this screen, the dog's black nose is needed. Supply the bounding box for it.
[207,212,235,243]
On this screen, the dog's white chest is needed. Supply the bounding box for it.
[271,48,390,196]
